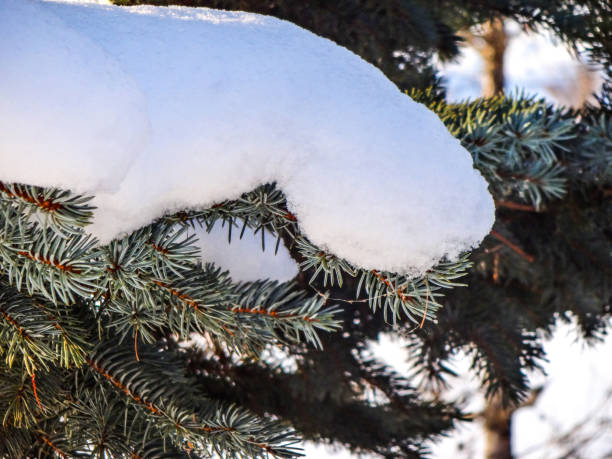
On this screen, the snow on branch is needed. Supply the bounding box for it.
[0,0,494,276]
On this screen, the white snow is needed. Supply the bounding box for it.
[194,223,298,283]
[0,0,494,275]
[0,0,148,193]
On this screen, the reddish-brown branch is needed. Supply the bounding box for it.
[490,230,535,263]
[283,211,297,222]
[86,358,162,416]
[493,253,500,283]
[31,373,43,411]
[372,270,414,303]
[495,200,539,212]
[0,308,33,341]
[39,434,68,459]
[0,181,62,213]
[234,307,279,317]
[106,263,121,274]
[17,251,82,274]
[87,358,235,434]
[152,280,202,312]
[419,288,429,329]
[200,425,235,433]
[250,439,277,454]
[134,329,140,362]
[232,306,318,323]
[149,241,169,255]
[32,303,63,332]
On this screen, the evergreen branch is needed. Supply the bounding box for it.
[230,280,341,349]
[106,296,166,356]
[0,366,42,428]
[0,202,33,271]
[9,229,99,305]
[17,249,83,274]
[147,223,201,277]
[0,284,62,374]
[0,424,33,458]
[38,432,68,459]
[87,345,302,458]
[408,90,612,211]
[86,357,170,419]
[98,231,157,302]
[161,185,473,327]
[151,266,236,339]
[0,181,94,233]
[29,300,90,368]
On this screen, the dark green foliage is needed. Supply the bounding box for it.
[3,0,612,458]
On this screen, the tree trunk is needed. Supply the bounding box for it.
[483,393,514,459]
[462,18,508,97]
[479,18,507,97]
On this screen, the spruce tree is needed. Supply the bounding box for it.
[1,1,611,458]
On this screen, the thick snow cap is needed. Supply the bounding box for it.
[0,0,495,275]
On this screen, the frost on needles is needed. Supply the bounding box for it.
[0,0,494,276]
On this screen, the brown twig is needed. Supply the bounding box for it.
[39,434,68,459]
[493,253,500,283]
[86,358,234,434]
[232,306,318,323]
[0,181,62,213]
[152,280,202,312]
[32,373,43,411]
[17,251,82,274]
[490,230,535,263]
[134,329,140,362]
[419,281,430,329]
[495,200,539,212]
[0,308,33,341]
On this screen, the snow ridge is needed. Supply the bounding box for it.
[0,0,495,275]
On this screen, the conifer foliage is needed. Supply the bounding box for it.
[1,0,612,458]
[0,176,471,457]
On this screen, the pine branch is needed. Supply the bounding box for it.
[86,344,302,458]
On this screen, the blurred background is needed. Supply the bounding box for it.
[302,20,610,459]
